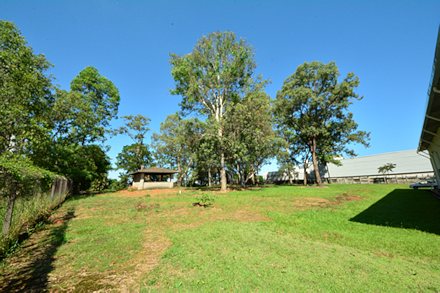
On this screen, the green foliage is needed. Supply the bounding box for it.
[170,31,258,116]
[170,31,265,191]
[0,154,58,193]
[152,113,204,186]
[107,179,126,192]
[0,20,53,155]
[0,153,69,257]
[115,114,151,144]
[224,91,276,186]
[52,66,120,145]
[115,114,152,180]
[193,194,215,207]
[116,144,152,174]
[274,61,370,185]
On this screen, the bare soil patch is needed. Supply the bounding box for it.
[293,193,362,209]
[121,229,172,291]
[116,188,181,198]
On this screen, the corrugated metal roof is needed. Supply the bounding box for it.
[327,149,432,177]
[419,27,440,151]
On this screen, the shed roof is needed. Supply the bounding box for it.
[419,27,440,151]
[131,167,178,175]
[327,150,433,177]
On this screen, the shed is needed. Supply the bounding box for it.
[131,167,178,190]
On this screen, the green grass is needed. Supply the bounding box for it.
[1,184,440,291]
[0,191,68,257]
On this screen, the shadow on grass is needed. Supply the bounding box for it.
[0,208,75,292]
[350,189,440,235]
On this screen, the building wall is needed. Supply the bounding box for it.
[267,149,434,184]
[132,181,174,190]
[428,127,440,184]
[327,172,434,184]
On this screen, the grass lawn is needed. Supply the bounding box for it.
[1,184,439,291]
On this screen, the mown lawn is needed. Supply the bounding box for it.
[1,184,439,291]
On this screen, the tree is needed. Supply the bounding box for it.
[224,91,276,186]
[191,124,220,187]
[170,31,263,191]
[116,144,152,179]
[115,114,152,183]
[276,140,297,185]
[378,163,396,183]
[152,114,204,186]
[116,114,151,144]
[31,67,120,191]
[0,21,53,155]
[274,61,370,186]
[51,67,120,146]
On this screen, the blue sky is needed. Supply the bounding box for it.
[1,0,439,178]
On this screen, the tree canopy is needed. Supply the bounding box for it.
[0,20,53,155]
[115,114,153,183]
[170,31,265,191]
[152,113,204,186]
[274,61,370,185]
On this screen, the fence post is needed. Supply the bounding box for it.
[50,180,56,201]
[2,184,17,236]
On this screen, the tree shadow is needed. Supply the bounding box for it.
[350,189,440,235]
[0,208,75,292]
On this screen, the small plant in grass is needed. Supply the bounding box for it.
[192,194,215,208]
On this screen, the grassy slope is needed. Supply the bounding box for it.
[1,184,439,291]
[144,185,440,291]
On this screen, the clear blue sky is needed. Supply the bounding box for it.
[1,0,439,178]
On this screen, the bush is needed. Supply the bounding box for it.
[192,194,215,208]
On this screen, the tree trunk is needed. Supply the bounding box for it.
[208,168,212,187]
[218,123,227,192]
[177,161,183,187]
[326,164,331,184]
[237,164,244,187]
[303,161,308,186]
[2,184,17,236]
[214,97,227,192]
[288,166,293,185]
[220,152,227,191]
[311,138,322,186]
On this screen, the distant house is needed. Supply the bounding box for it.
[267,150,434,184]
[131,167,178,190]
[418,28,440,186]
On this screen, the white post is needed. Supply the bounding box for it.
[140,175,145,190]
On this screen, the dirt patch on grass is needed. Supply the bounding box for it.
[121,229,172,291]
[334,193,362,202]
[168,207,270,231]
[293,193,362,209]
[293,197,332,208]
[115,188,183,198]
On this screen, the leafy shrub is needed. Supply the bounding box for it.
[192,194,215,208]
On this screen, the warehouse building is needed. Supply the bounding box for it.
[267,149,434,184]
[325,150,433,184]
